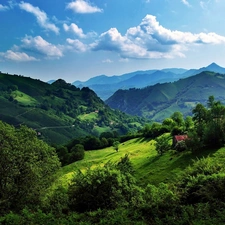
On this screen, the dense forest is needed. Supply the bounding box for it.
[1,96,225,224]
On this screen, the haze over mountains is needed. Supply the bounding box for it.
[73,63,225,100]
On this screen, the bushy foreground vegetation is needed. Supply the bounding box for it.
[1,96,225,224]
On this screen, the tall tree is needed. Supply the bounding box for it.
[0,121,60,213]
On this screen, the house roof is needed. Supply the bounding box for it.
[174,135,188,142]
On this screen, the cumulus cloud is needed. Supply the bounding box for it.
[181,0,191,7]
[66,0,103,13]
[21,36,63,58]
[91,14,225,59]
[66,38,88,52]
[19,1,59,34]
[0,50,38,62]
[63,23,86,38]
[0,4,10,11]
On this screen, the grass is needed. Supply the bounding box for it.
[78,112,98,121]
[53,138,194,188]
[53,137,225,192]
[12,90,37,106]
[92,126,112,135]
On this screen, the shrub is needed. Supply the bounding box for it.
[68,157,138,212]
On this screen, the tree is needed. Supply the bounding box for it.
[170,112,184,127]
[162,118,176,131]
[113,141,120,152]
[192,103,208,124]
[0,121,61,213]
[69,144,85,163]
[68,157,137,212]
[155,134,171,155]
[184,116,194,132]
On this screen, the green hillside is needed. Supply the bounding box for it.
[106,71,225,121]
[0,72,147,144]
[2,96,225,224]
[56,137,221,188]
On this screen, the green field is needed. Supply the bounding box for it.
[12,90,37,106]
[55,137,222,189]
[77,112,98,121]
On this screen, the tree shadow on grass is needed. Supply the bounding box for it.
[133,137,152,143]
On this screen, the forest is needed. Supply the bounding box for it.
[1,96,225,224]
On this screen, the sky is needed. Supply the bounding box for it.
[1,0,225,82]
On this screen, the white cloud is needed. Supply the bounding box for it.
[63,23,86,38]
[66,38,88,52]
[21,36,63,58]
[19,1,59,34]
[0,50,38,62]
[102,59,113,63]
[66,0,103,14]
[200,1,207,9]
[91,14,225,59]
[181,0,191,7]
[0,4,10,11]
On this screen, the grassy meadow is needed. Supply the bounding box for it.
[54,137,224,190]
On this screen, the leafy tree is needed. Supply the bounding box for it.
[69,144,85,163]
[170,111,184,127]
[184,116,194,132]
[68,158,138,212]
[155,134,171,155]
[113,141,120,152]
[162,118,176,131]
[0,121,61,213]
[170,125,183,136]
[192,103,208,124]
[175,140,187,152]
[186,130,203,152]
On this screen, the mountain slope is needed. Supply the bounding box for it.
[73,63,225,100]
[0,72,147,144]
[73,70,187,100]
[106,71,225,121]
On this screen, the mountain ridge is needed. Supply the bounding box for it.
[105,71,225,121]
[73,63,225,100]
[0,72,147,144]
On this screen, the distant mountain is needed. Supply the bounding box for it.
[0,72,147,144]
[105,71,225,121]
[181,62,225,78]
[73,69,189,100]
[47,80,55,84]
[73,63,225,100]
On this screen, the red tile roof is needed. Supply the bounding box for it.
[174,135,188,142]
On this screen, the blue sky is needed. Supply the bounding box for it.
[1,0,225,82]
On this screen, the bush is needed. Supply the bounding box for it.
[175,140,187,152]
[68,157,138,212]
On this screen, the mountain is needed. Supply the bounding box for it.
[105,71,225,121]
[73,69,187,100]
[73,63,225,100]
[0,72,148,144]
[181,62,225,78]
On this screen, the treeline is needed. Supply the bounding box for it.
[140,95,225,154]
[55,131,140,166]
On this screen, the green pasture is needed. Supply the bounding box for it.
[12,90,37,106]
[54,137,225,191]
[78,112,98,121]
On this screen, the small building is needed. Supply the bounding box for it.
[173,135,188,147]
